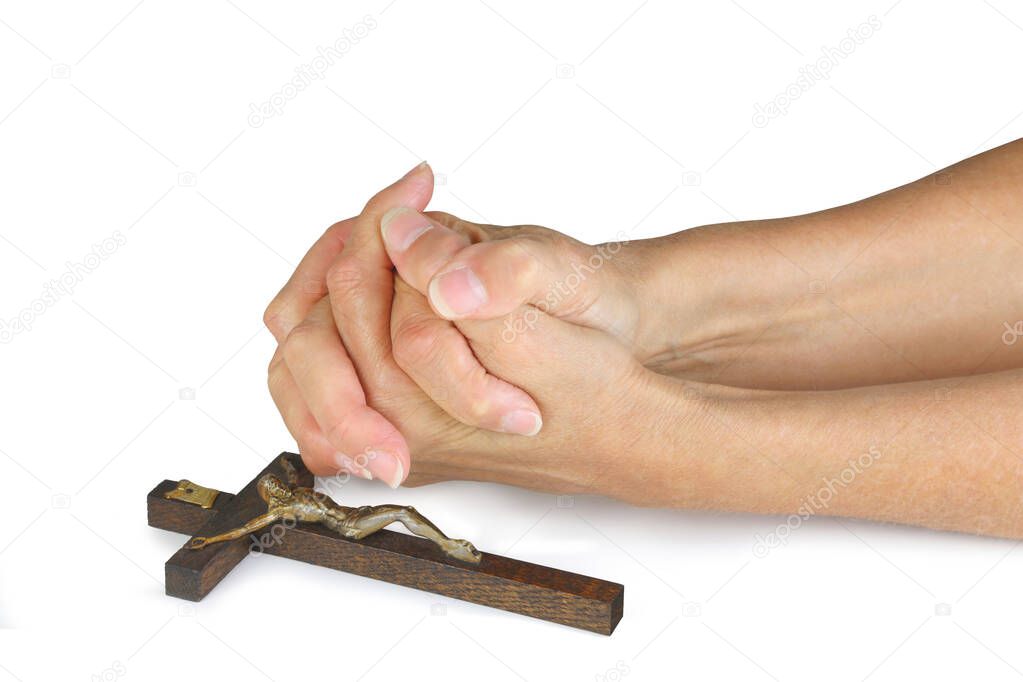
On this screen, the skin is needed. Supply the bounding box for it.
[265,138,1023,539]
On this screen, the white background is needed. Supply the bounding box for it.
[2,1,1022,680]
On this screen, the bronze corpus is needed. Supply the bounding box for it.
[178,456,482,563]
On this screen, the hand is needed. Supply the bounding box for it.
[378,206,646,349]
[262,162,435,482]
[263,164,674,493]
[266,145,1023,539]
[280,278,670,499]
[263,163,664,483]
[377,205,663,428]
[264,164,549,484]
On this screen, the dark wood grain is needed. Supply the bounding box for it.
[162,454,312,602]
[150,454,624,634]
[147,480,235,535]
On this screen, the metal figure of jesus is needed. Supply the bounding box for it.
[186,456,481,563]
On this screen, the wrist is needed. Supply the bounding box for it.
[611,371,804,511]
[610,222,807,374]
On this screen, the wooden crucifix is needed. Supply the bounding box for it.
[148,453,624,635]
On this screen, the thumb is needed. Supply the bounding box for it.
[379,208,638,344]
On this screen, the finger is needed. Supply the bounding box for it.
[319,163,431,490]
[326,162,434,382]
[267,347,371,478]
[390,277,542,435]
[276,162,431,484]
[264,218,355,342]
[282,297,410,487]
[264,160,433,343]
[455,303,642,416]
[381,207,473,292]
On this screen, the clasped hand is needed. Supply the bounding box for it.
[259,142,1023,540]
[263,162,663,498]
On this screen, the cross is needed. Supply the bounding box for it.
[148,453,624,635]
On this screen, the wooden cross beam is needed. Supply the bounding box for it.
[148,453,624,635]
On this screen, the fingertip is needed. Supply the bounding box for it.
[334,452,373,480]
[483,378,543,436]
[499,409,543,436]
[323,406,411,488]
[427,276,457,319]
[365,448,408,489]
[428,266,488,319]
[400,160,433,194]
[366,162,434,219]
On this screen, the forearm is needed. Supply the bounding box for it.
[621,138,1023,389]
[628,369,1023,539]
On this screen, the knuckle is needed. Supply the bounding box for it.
[267,349,286,379]
[263,296,286,336]
[363,191,402,220]
[476,239,541,300]
[362,193,384,215]
[325,408,363,449]
[392,316,440,369]
[462,397,489,424]
[281,321,321,364]
[502,239,542,279]
[325,219,350,242]
[461,372,496,424]
[325,257,366,295]
[297,277,327,297]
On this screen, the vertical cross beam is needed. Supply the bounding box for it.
[162,454,311,601]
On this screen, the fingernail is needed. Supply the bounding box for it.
[381,207,432,254]
[388,459,405,489]
[500,409,543,436]
[367,449,405,489]
[335,452,373,480]
[429,266,487,318]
